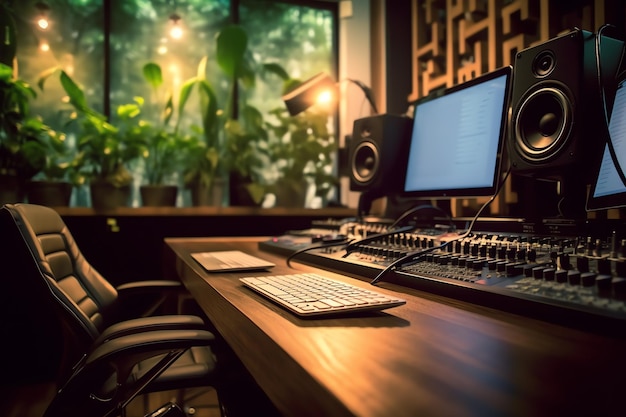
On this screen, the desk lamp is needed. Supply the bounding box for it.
[282,72,379,116]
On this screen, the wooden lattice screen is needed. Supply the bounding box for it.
[410,0,625,102]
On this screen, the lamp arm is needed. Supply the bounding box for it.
[346,78,379,114]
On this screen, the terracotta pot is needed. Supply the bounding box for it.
[190,177,226,206]
[90,182,131,210]
[27,181,72,206]
[140,185,178,207]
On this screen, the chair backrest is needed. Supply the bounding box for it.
[1,203,119,345]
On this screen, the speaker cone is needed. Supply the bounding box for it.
[351,141,379,184]
[513,85,573,163]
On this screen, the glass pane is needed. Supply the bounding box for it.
[109,0,230,130]
[239,0,337,207]
[10,0,105,129]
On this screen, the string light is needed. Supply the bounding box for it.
[169,13,183,39]
[35,1,51,31]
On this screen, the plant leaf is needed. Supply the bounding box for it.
[143,62,163,89]
[216,24,247,78]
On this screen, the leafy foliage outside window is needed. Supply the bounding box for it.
[6,0,337,207]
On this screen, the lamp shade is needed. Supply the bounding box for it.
[282,72,337,116]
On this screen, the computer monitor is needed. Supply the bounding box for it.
[403,66,512,199]
[586,72,626,211]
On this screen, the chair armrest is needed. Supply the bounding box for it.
[115,280,186,318]
[86,329,215,366]
[46,329,215,417]
[116,280,182,292]
[94,315,207,345]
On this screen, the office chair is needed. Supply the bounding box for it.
[0,203,223,416]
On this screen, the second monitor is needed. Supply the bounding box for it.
[403,66,512,200]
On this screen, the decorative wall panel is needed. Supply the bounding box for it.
[409,0,626,102]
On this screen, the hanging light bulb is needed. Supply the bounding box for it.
[169,13,183,39]
[35,1,51,31]
[39,40,50,52]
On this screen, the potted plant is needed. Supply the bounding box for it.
[213,24,291,206]
[39,68,143,209]
[21,118,79,206]
[173,56,224,206]
[0,62,45,205]
[265,105,338,207]
[127,62,216,207]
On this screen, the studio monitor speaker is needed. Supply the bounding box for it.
[349,114,413,198]
[508,28,623,181]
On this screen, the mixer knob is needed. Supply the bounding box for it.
[543,268,556,281]
[596,274,612,296]
[506,246,517,260]
[506,262,524,276]
[472,259,484,271]
[532,266,545,279]
[559,253,571,269]
[581,272,597,287]
[597,258,611,275]
[463,241,470,254]
[555,269,567,283]
[567,270,581,286]
[613,277,626,300]
[527,248,537,262]
[576,256,590,273]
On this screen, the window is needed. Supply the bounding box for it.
[7,0,338,207]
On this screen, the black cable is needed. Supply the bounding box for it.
[595,24,626,188]
[343,203,455,258]
[342,224,417,258]
[388,203,454,230]
[346,78,379,114]
[286,238,354,268]
[370,167,511,285]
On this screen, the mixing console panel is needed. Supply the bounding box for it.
[260,218,626,332]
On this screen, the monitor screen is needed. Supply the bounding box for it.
[587,73,626,211]
[403,66,512,198]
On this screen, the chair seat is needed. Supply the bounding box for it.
[133,345,218,392]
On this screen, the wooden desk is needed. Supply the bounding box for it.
[164,237,626,417]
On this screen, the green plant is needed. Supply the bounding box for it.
[266,105,338,201]
[39,68,142,187]
[116,63,202,186]
[214,24,293,204]
[20,118,79,184]
[0,62,40,180]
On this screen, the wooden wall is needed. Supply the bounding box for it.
[409,0,626,101]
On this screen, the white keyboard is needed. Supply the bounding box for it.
[191,250,275,272]
[240,273,406,317]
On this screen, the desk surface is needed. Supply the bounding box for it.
[165,237,626,417]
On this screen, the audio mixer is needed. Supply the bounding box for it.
[260,217,626,332]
